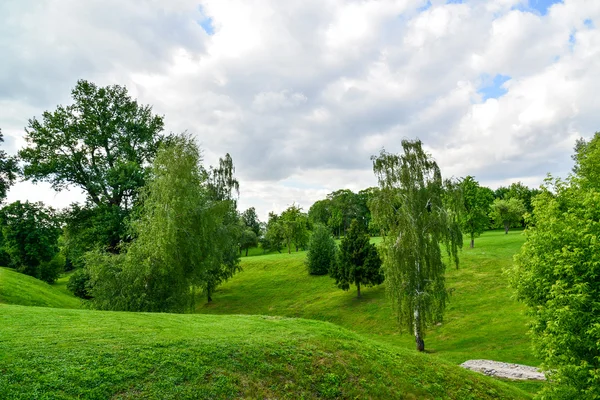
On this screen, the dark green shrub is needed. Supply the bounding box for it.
[67,268,93,299]
[306,224,337,275]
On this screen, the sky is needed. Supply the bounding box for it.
[1,0,599,220]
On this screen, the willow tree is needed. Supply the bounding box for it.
[371,140,462,352]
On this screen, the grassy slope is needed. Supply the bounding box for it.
[0,267,80,309]
[201,230,535,364]
[0,304,530,400]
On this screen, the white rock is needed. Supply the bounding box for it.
[460,359,546,381]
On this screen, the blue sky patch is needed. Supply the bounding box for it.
[197,5,215,35]
[584,18,594,29]
[526,0,563,16]
[478,74,511,101]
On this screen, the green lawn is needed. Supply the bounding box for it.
[0,267,81,309]
[0,304,531,399]
[199,230,540,391]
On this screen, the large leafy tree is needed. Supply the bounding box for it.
[88,135,231,311]
[331,219,383,298]
[371,140,462,352]
[241,207,261,237]
[490,197,526,234]
[19,80,167,252]
[0,201,62,283]
[460,176,493,248]
[509,133,600,398]
[261,212,285,253]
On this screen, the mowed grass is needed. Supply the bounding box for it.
[199,230,536,366]
[0,304,531,399]
[0,267,80,309]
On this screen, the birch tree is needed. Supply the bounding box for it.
[371,140,462,352]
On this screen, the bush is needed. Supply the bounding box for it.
[306,224,337,275]
[39,254,65,284]
[67,268,93,299]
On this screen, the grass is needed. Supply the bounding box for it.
[199,230,543,392]
[0,304,531,399]
[0,267,81,309]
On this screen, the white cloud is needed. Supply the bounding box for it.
[1,0,600,220]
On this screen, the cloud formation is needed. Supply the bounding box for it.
[1,0,599,219]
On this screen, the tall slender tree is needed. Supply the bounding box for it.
[460,176,493,248]
[371,140,462,352]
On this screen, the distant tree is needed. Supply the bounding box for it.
[490,198,526,234]
[494,186,510,200]
[328,208,343,238]
[330,220,383,298]
[306,224,337,275]
[327,189,361,235]
[241,207,261,237]
[460,176,494,248]
[262,212,285,253]
[308,199,332,226]
[509,132,600,398]
[357,187,379,234]
[280,204,308,253]
[0,201,62,283]
[19,80,167,253]
[0,129,19,202]
[239,229,258,256]
[371,140,462,352]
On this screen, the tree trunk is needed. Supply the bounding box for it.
[470,236,474,248]
[414,307,425,352]
[245,247,249,256]
[504,222,510,234]
[357,282,361,298]
[207,286,213,303]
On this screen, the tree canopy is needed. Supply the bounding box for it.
[306,224,337,276]
[510,132,600,398]
[371,140,462,352]
[490,198,526,234]
[0,129,19,203]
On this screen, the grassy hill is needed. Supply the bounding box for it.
[0,267,80,309]
[0,304,531,399]
[200,230,536,365]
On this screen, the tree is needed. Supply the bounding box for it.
[370,140,462,352]
[460,176,494,248]
[241,207,261,237]
[280,204,309,253]
[509,133,600,398]
[0,129,19,202]
[239,228,258,256]
[262,212,285,253]
[306,224,337,275]
[489,198,526,234]
[88,135,218,312]
[202,153,242,303]
[330,220,383,298]
[308,198,332,227]
[0,201,62,283]
[19,80,167,252]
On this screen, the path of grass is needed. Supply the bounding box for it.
[0,267,80,309]
[199,230,538,373]
[0,304,531,399]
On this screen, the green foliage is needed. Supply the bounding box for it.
[0,305,532,399]
[371,140,462,351]
[0,201,62,283]
[510,133,600,399]
[262,212,285,253]
[306,224,337,275]
[330,220,383,297]
[490,198,526,234]
[240,228,258,257]
[280,204,309,253]
[460,176,494,248]
[67,268,92,299]
[241,207,261,237]
[87,135,215,312]
[19,80,166,208]
[0,129,19,202]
